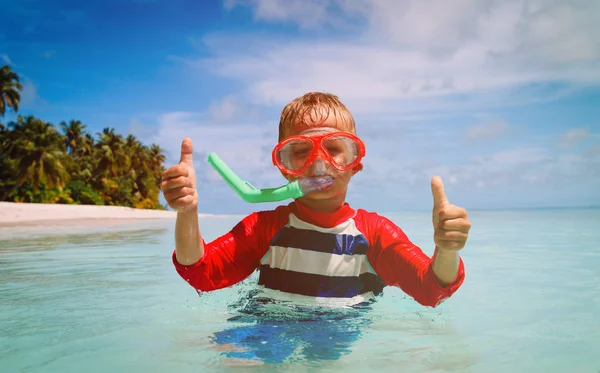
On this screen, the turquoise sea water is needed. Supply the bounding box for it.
[1,208,599,373]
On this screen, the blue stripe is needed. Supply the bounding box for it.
[269,226,369,256]
[258,265,385,298]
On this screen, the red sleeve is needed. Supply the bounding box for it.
[358,210,465,308]
[171,209,284,293]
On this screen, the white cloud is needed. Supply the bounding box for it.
[141,111,283,185]
[160,0,600,210]
[438,146,599,191]
[141,109,294,213]
[208,95,239,123]
[364,143,598,191]
[558,128,590,148]
[0,54,13,66]
[343,138,600,210]
[223,0,237,10]
[236,0,332,28]
[146,104,600,211]
[127,118,157,142]
[586,144,600,158]
[225,0,363,29]
[19,80,38,106]
[471,147,552,177]
[466,120,509,140]
[201,0,600,116]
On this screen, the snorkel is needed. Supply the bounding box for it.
[207,153,333,203]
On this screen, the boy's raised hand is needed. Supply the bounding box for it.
[431,176,471,251]
[160,138,198,213]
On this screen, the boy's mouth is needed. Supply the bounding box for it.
[297,175,334,194]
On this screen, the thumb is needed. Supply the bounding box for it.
[179,137,194,166]
[431,176,449,209]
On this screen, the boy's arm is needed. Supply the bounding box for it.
[172,211,274,292]
[430,175,470,286]
[366,215,465,308]
[163,138,275,292]
[174,211,204,265]
[431,246,461,286]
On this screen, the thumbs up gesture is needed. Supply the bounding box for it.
[160,138,198,213]
[431,176,471,251]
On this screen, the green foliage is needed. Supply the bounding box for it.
[65,180,104,205]
[1,65,22,117]
[0,66,167,209]
[0,115,167,209]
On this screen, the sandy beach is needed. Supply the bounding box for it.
[0,202,182,228]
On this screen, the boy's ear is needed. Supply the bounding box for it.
[352,162,364,175]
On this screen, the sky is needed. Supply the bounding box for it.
[1,0,599,215]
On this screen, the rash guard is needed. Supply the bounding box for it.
[172,201,465,308]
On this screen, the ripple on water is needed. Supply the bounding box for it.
[1,210,600,373]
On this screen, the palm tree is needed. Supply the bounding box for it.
[81,133,94,156]
[146,143,166,208]
[95,127,125,177]
[0,122,9,165]
[122,134,145,198]
[0,65,23,117]
[5,116,70,196]
[0,122,14,200]
[149,144,166,169]
[124,134,143,172]
[60,120,87,157]
[0,68,167,208]
[0,122,7,148]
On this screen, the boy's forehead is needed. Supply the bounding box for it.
[287,109,354,136]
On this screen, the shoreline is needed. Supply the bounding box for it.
[0,202,220,228]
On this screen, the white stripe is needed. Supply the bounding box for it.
[287,213,362,236]
[255,285,374,307]
[260,246,377,277]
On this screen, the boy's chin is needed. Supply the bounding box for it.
[303,189,333,199]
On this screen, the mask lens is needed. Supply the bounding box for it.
[322,135,359,168]
[276,139,315,172]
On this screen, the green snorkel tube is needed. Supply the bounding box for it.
[207,152,333,203]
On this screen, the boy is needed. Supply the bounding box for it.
[161,92,470,308]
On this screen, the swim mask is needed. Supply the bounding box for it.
[272,128,366,177]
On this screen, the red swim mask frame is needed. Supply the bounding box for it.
[271,131,366,177]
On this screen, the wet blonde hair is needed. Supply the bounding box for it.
[278,92,356,141]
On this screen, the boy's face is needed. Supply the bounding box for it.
[278,110,363,202]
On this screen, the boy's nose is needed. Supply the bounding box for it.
[308,157,329,176]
